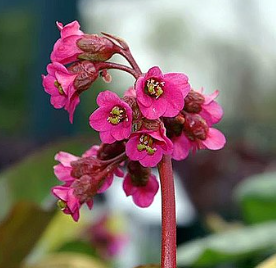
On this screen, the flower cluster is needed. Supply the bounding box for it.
[43,21,226,221]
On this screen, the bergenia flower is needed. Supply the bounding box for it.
[136,66,190,119]
[89,90,133,144]
[184,88,223,125]
[170,113,226,160]
[126,127,173,167]
[42,62,80,123]
[51,21,84,65]
[123,161,159,207]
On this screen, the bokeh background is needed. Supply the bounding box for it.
[1,0,276,267]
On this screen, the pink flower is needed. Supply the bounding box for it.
[135,66,190,119]
[123,165,159,208]
[184,89,223,125]
[51,21,84,65]
[171,113,226,160]
[52,186,81,221]
[126,127,173,167]
[42,62,80,123]
[89,91,133,144]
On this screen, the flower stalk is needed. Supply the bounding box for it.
[158,155,176,268]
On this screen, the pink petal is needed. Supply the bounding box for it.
[55,151,79,166]
[86,200,93,210]
[97,90,121,107]
[50,95,67,109]
[82,145,99,157]
[97,174,114,193]
[145,66,163,80]
[138,97,167,119]
[136,78,153,108]
[204,90,219,104]
[60,20,83,39]
[66,93,80,123]
[140,148,163,167]
[52,186,69,200]
[99,131,116,144]
[162,87,184,117]
[172,134,191,160]
[89,108,112,131]
[164,72,190,98]
[54,164,74,182]
[201,128,226,150]
[126,136,147,161]
[132,174,159,208]
[123,174,138,196]
[201,101,223,125]
[114,167,124,177]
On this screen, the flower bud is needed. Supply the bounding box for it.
[68,61,99,91]
[127,161,151,187]
[77,34,118,61]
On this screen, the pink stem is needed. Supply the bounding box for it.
[158,155,176,268]
[118,48,142,76]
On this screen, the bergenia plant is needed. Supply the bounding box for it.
[42,20,226,268]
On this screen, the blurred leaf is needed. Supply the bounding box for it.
[234,172,276,224]
[23,252,106,268]
[0,136,96,221]
[57,240,98,257]
[177,221,276,267]
[0,202,55,268]
[256,253,276,268]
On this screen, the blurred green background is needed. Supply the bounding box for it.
[1,0,276,268]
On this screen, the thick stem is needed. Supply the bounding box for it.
[98,62,140,79]
[158,155,176,268]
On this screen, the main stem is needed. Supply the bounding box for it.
[158,155,176,268]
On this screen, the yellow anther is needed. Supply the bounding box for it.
[54,81,65,95]
[57,199,67,211]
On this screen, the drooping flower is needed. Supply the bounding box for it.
[184,88,223,125]
[51,21,119,65]
[126,126,173,167]
[43,61,100,123]
[42,62,78,111]
[89,91,133,144]
[123,161,159,208]
[52,143,126,221]
[165,112,226,160]
[51,21,84,65]
[135,66,190,119]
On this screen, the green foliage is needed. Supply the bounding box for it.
[0,202,55,268]
[234,172,276,224]
[177,221,276,267]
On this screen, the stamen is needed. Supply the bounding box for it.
[137,134,157,155]
[145,79,165,99]
[54,80,65,95]
[107,106,127,125]
[57,199,67,211]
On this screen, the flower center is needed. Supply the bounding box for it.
[54,80,65,95]
[145,78,165,99]
[107,106,128,125]
[183,113,209,141]
[137,134,157,155]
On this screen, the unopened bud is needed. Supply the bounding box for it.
[184,90,205,113]
[77,34,118,61]
[100,69,112,83]
[69,61,99,91]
